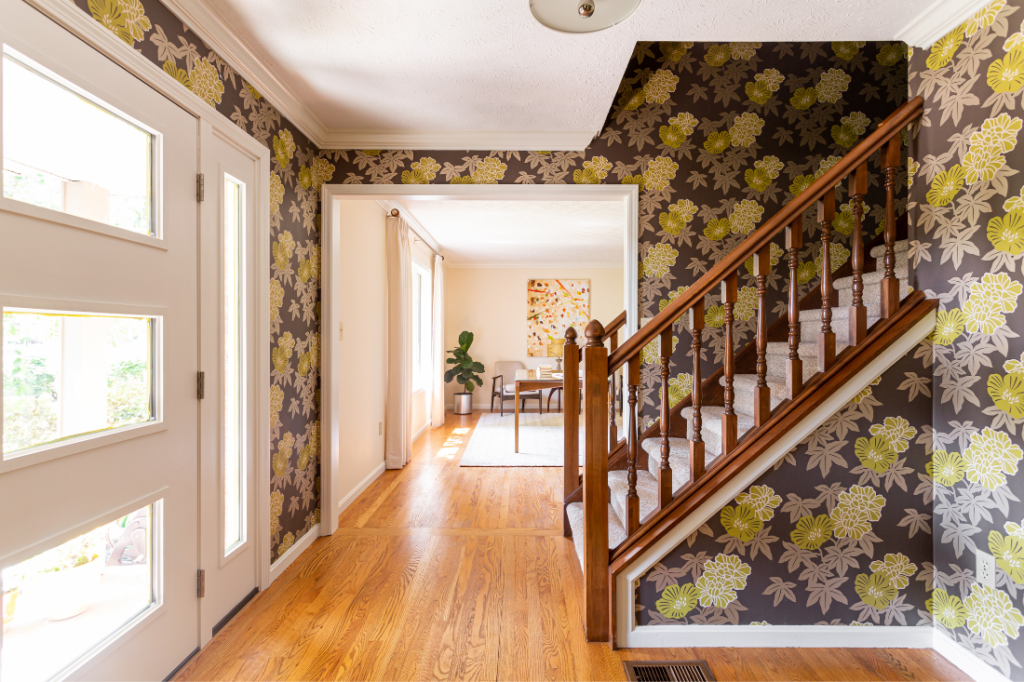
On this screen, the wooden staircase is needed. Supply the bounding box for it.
[560,96,937,646]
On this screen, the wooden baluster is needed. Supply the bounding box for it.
[721,273,738,456]
[581,320,609,642]
[818,193,837,372]
[786,219,803,399]
[881,136,901,318]
[689,300,705,481]
[626,358,641,534]
[753,246,771,426]
[848,163,868,345]
[608,332,618,447]
[562,327,579,538]
[657,327,673,508]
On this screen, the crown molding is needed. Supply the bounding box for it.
[895,0,992,47]
[444,261,623,269]
[152,0,601,152]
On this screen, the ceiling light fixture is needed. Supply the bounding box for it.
[530,0,643,33]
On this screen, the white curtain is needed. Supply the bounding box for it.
[430,254,445,428]
[385,215,412,469]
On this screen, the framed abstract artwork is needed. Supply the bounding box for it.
[526,279,590,357]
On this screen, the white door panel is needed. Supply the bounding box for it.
[0,1,199,679]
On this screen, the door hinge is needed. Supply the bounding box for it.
[197,371,205,400]
[197,569,205,598]
[197,173,205,202]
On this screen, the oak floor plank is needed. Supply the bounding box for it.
[175,410,971,682]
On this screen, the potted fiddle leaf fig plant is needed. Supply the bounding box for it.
[445,331,483,415]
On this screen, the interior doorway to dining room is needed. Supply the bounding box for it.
[319,185,637,535]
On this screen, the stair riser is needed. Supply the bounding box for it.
[833,259,908,291]
[838,281,910,307]
[798,317,881,344]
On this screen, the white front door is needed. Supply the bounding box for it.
[198,122,260,644]
[0,2,200,680]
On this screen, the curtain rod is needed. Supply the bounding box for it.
[390,208,444,260]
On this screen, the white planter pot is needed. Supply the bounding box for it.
[35,561,101,621]
[453,392,473,415]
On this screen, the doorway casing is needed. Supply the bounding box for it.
[320,184,639,536]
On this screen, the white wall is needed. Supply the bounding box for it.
[410,240,433,440]
[444,267,624,408]
[336,201,386,505]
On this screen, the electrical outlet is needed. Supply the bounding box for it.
[977,549,996,589]
[379,422,382,436]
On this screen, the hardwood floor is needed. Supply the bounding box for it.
[175,411,969,682]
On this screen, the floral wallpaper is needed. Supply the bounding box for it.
[70,3,915,566]
[908,0,1024,677]
[636,351,937,629]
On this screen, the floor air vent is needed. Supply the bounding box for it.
[623,660,716,682]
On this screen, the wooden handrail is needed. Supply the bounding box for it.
[608,96,923,373]
[604,311,627,340]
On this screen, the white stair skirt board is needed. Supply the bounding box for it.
[934,630,1010,682]
[625,624,934,649]
[614,310,937,648]
[269,523,320,584]
[459,412,584,467]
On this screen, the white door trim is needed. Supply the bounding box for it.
[320,183,639,536]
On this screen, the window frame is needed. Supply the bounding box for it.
[411,262,432,394]
[0,45,166,251]
[0,294,166,475]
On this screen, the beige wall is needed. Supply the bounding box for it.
[335,201,386,505]
[444,267,624,408]
[410,240,434,440]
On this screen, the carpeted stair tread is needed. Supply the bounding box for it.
[833,261,908,290]
[609,470,661,530]
[870,240,909,259]
[566,501,627,569]
[720,376,790,414]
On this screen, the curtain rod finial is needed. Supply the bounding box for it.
[390,208,400,217]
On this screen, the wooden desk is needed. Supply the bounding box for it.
[514,371,565,453]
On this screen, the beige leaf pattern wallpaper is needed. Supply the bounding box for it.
[67,0,1024,674]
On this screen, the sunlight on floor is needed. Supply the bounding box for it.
[434,427,470,459]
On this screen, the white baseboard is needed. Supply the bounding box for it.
[412,422,430,443]
[336,461,386,514]
[934,630,1005,682]
[269,522,319,583]
[626,624,933,649]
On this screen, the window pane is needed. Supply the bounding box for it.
[2,310,154,457]
[2,50,153,235]
[223,177,244,552]
[1,504,154,682]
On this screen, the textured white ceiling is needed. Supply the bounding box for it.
[398,200,625,267]
[198,0,933,141]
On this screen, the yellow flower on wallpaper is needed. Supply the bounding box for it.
[656,583,699,618]
[814,242,851,276]
[162,59,190,89]
[966,0,1007,36]
[695,554,750,608]
[926,165,967,206]
[643,157,679,191]
[721,504,762,541]
[734,286,758,321]
[735,485,781,521]
[307,157,336,192]
[270,384,284,428]
[277,532,294,557]
[704,217,731,241]
[790,174,815,196]
[270,278,284,322]
[963,272,1023,334]
[744,243,784,276]
[964,585,1024,647]
[270,490,284,538]
[88,0,130,44]
[927,26,964,70]
[831,41,865,61]
[988,50,1024,93]
[962,113,1023,184]
[791,514,834,550]
[618,87,645,111]
[746,81,773,105]
[988,373,1024,418]
[989,530,1024,583]
[988,210,1024,254]
[188,58,225,107]
[659,200,698,236]
[269,172,284,215]
[272,332,295,375]
[705,44,731,66]
[1006,352,1024,375]
[745,168,771,191]
[790,87,817,110]
[641,335,677,365]
[659,113,698,149]
[573,156,613,184]
[876,43,905,67]
[929,589,968,629]
[831,124,858,148]
[855,436,897,473]
[273,130,296,168]
[729,42,761,61]
[933,450,966,486]
[643,243,679,278]
[729,112,765,147]
[272,432,294,479]
[855,572,896,609]
[729,199,764,235]
[402,157,441,184]
[755,155,783,179]
[869,416,916,453]
[831,486,885,539]
[119,0,151,45]
[815,68,851,103]
[666,373,693,408]
[870,553,917,589]
[643,70,679,104]
[704,305,725,328]
[273,231,295,272]
[797,261,817,285]
[833,205,855,235]
[964,427,1024,490]
[659,41,694,62]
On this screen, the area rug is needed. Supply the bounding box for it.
[459,411,584,467]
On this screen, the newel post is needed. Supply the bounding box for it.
[562,326,580,537]
[581,319,610,642]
